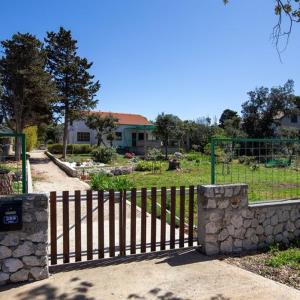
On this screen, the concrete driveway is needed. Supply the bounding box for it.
[1,249,299,300]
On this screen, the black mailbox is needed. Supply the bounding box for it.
[0,200,22,231]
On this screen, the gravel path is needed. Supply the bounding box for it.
[29,150,90,193]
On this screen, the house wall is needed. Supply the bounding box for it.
[278,115,300,131]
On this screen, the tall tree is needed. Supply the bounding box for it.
[0,33,54,159]
[219,109,239,128]
[85,113,118,146]
[153,113,182,159]
[45,27,100,158]
[241,80,295,138]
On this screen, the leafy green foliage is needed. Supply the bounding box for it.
[92,146,116,163]
[90,173,133,191]
[48,143,93,154]
[85,113,118,146]
[45,27,100,158]
[135,160,161,172]
[23,126,38,151]
[154,113,182,159]
[145,148,164,161]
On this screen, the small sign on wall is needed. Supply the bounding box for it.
[0,200,22,231]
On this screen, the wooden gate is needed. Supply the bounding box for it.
[49,186,198,265]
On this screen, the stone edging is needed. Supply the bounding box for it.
[45,151,78,177]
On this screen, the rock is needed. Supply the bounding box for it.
[0,245,12,259]
[35,210,48,222]
[30,267,48,280]
[227,225,235,236]
[220,237,233,253]
[27,231,47,243]
[231,215,243,228]
[2,258,23,273]
[290,209,299,221]
[273,224,283,235]
[224,188,233,198]
[241,209,254,219]
[13,241,34,257]
[205,222,220,234]
[271,215,278,226]
[207,199,217,209]
[257,213,266,224]
[218,199,229,209]
[256,225,264,235]
[243,239,257,251]
[286,221,295,232]
[266,235,274,244]
[250,235,259,244]
[251,219,259,228]
[35,243,47,256]
[22,256,41,267]
[295,219,300,229]
[243,219,252,229]
[279,210,289,223]
[10,269,29,283]
[209,212,223,222]
[23,213,33,222]
[204,242,219,255]
[233,227,246,239]
[275,234,283,242]
[245,228,256,239]
[0,234,19,246]
[0,272,9,286]
[218,229,229,241]
[233,239,243,248]
[265,225,273,236]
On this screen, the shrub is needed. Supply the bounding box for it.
[47,143,93,154]
[90,173,133,191]
[146,148,164,161]
[23,126,38,151]
[135,160,161,171]
[92,146,116,163]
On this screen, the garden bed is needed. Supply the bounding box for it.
[223,242,300,290]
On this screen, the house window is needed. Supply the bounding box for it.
[115,132,122,140]
[77,132,90,142]
[291,115,298,123]
[138,133,144,141]
[146,133,157,141]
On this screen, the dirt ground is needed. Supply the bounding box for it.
[30,150,90,193]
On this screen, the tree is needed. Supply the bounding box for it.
[241,80,295,138]
[224,1,300,56]
[85,113,118,146]
[45,27,100,158]
[153,113,182,159]
[0,33,54,159]
[219,109,239,128]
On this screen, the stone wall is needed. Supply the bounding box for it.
[0,194,49,285]
[198,184,300,255]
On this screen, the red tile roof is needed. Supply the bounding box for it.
[85,111,153,126]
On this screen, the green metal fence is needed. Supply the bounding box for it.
[0,133,27,194]
[211,137,300,202]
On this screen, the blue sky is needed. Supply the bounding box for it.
[1,0,300,121]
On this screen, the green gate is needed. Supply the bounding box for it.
[211,137,300,202]
[0,132,27,194]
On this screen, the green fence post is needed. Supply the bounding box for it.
[211,138,216,184]
[21,133,27,193]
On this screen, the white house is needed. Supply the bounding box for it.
[274,112,300,135]
[68,111,161,154]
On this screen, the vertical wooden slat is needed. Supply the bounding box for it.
[122,190,127,255]
[179,186,185,248]
[98,190,104,259]
[119,191,123,255]
[160,187,166,251]
[74,190,81,262]
[141,188,147,253]
[188,186,195,246]
[170,187,176,249]
[130,188,137,254]
[50,191,57,265]
[86,190,93,260]
[109,189,115,257]
[151,187,157,252]
[62,191,69,263]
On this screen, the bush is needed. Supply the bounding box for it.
[145,148,164,161]
[135,160,161,171]
[23,126,38,151]
[47,143,93,154]
[90,173,133,191]
[92,146,116,163]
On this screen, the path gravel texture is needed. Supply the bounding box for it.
[29,150,90,193]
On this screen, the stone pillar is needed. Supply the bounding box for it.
[0,194,49,285]
[197,184,248,255]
